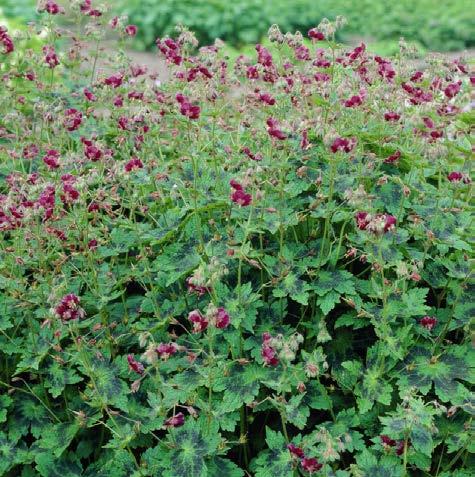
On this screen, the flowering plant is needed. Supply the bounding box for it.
[0,3,473,477]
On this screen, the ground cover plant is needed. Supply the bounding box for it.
[0,2,474,476]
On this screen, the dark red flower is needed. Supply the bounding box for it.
[381,435,396,447]
[127,354,144,375]
[231,188,252,206]
[23,144,39,159]
[375,56,395,82]
[125,25,137,37]
[43,45,59,68]
[287,443,305,458]
[410,71,423,82]
[215,307,230,329]
[447,171,464,183]
[64,108,83,131]
[186,277,210,296]
[241,147,262,161]
[449,174,469,192]
[429,130,443,141]
[156,342,178,359]
[261,333,279,366]
[104,73,124,88]
[188,309,208,333]
[156,37,183,65]
[384,214,397,232]
[343,94,364,108]
[43,1,64,14]
[308,28,325,41]
[346,43,366,64]
[83,88,97,102]
[355,212,370,230]
[84,144,102,161]
[0,26,14,54]
[420,316,437,331]
[301,457,322,473]
[295,45,310,61]
[88,239,98,249]
[444,81,461,99]
[80,0,101,16]
[300,129,310,150]
[384,151,401,164]
[259,92,275,105]
[55,294,85,321]
[181,102,200,119]
[124,157,143,172]
[113,95,124,107]
[246,65,259,79]
[118,116,129,130]
[60,183,79,204]
[164,412,185,428]
[396,440,410,456]
[43,149,60,169]
[256,44,273,67]
[384,111,400,122]
[330,137,356,153]
[266,117,286,140]
[314,72,330,82]
[176,94,201,119]
[422,117,435,129]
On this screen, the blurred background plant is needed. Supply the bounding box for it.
[120,0,474,53]
[1,0,474,54]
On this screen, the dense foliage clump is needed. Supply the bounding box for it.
[0,2,473,476]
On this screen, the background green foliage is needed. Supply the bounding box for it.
[119,0,474,51]
[1,0,474,52]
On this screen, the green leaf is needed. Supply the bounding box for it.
[44,362,83,398]
[285,394,309,429]
[10,397,51,440]
[142,418,220,477]
[398,346,472,402]
[304,380,332,410]
[333,360,363,391]
[401,288,430,317]
[36,422,80,458]
[207,457,244,477]
[35,454,82,477]
[84,358,129,411]
[356,367,392,413]
[213,363,263,412]
[0,433,29,474]
[355,450,404,477]
[317,290,341,315]
[312,270,355,296]
[0,394,12,423]
[273,273,311,305]
[250,428,293,477]
[216,282,262,332]
[84,448,137,477]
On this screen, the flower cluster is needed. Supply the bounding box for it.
[230,179,252,206]
[0,26,14,54]
[355,212,396,234]
[127,354,145,375]
[288,444,323,474]
[420,316,437,331]
[176,93,201,119]
[380,435,411,456]
[188,306,230,333]
[54,294,85,321]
